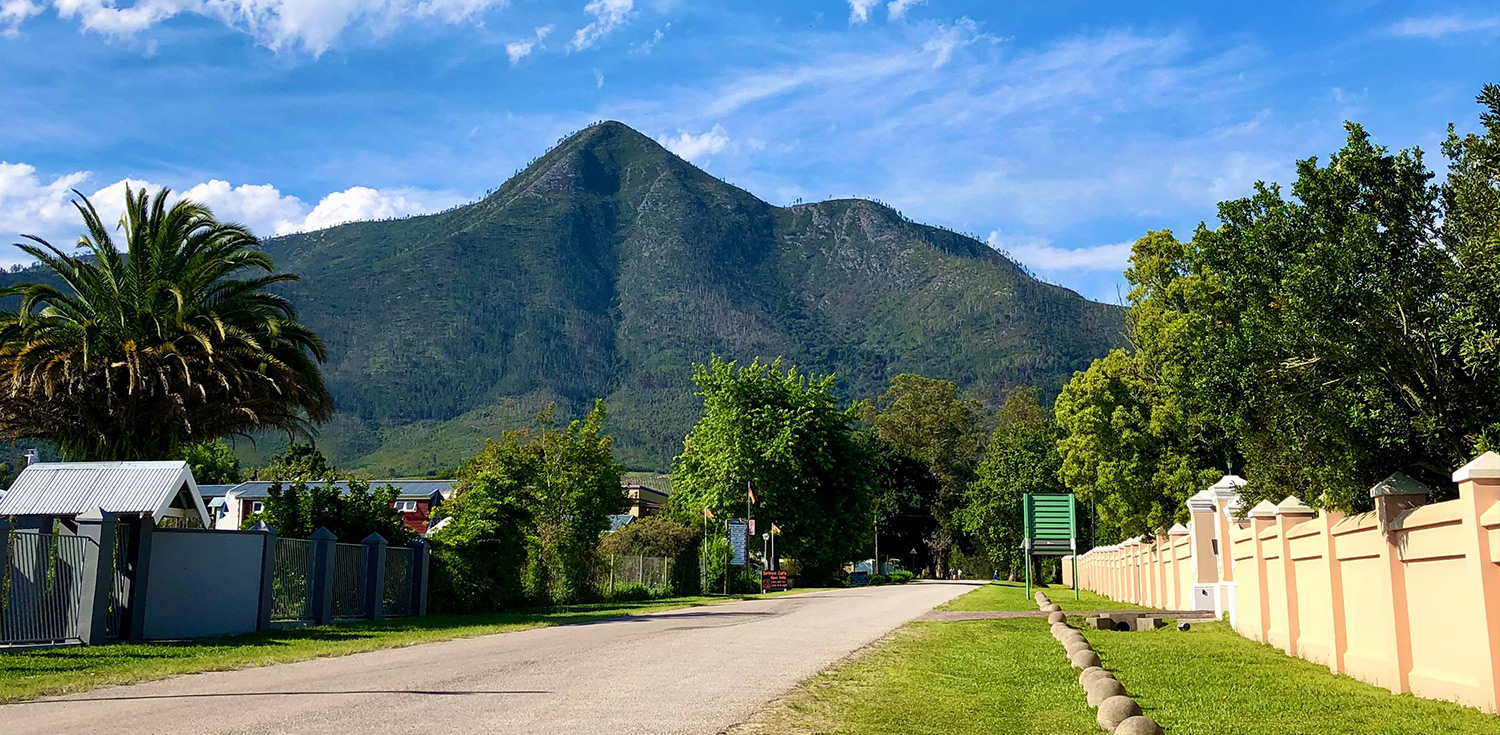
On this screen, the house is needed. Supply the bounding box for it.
[213,479,454,533]
[0,461,210,529]
[622,483,668,517]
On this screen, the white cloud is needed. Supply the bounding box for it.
[887,0,923,21]
[658,124,730,161]
[506,24,553,64]
[0,162,461,264]
[846,0,878,24]
[1387,14,1500,39]
[569,0,631,51]
[7,0,509,55]
[988,230,1134,273]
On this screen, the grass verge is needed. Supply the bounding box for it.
[0,589,823,703]
[748,584,1498,734]
[939,580,1149,612]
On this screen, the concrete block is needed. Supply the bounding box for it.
[1087,616,1115,630]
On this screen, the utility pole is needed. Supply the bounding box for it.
[873,509,879,576]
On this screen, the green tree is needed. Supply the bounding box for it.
[858,430,939,574]
[1123,88,1500,510]
[0,187,331,460]
[260,442,333,481]
[247,476,414,544]
[871,373,985,577]
[600,516,699,558]
[1054,350,1215,540]
[669,357,873,584]
[962,388,1063,577]
[178,439,243,484]
[432,400,625,605]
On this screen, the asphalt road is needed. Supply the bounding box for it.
[3,580,984,735]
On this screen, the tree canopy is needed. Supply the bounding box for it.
[0,187,331,460]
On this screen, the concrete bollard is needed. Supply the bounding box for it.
[1097,695,1142,731]
[1070,649,1102,669]
[1086,677,1127,707]
[1048,611,1067,624]
[1115,716,1164,735]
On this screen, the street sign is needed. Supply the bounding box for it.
[849,571,869,587]
[762,570,789,591]
[1022,493,1080,601]
[728,519,748,566]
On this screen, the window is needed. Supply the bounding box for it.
[395,500,418,513]
[251,501,265,514]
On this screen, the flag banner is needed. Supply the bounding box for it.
[704,507,714,519]
[770,523,781,535]
[748,484,757,504]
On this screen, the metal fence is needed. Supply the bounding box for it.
[1,532,91,646]
[105,528,132,639]
[270,537,315,623]
[330,543,367,619]
[598,554,674,597]
[382,547,414,617]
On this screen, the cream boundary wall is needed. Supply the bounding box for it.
[1062,452,1500,714]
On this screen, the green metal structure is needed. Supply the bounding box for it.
[1022,493,1080,601]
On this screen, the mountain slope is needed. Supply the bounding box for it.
[6,122,1126,472]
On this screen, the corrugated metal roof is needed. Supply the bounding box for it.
[0,461,199,520]
[197,484,239,499]
[227,479,454,500]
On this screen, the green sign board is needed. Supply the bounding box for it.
[1022,493,1080,600]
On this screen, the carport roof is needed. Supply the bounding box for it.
[0,461,209,525]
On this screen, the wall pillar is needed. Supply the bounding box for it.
[1274,497,1315,655]
[252,522,278,631]
[1453,452,1500,714]
[73,509,117,646]
[1321,510,1348,675]
[362,533,388,621]
[308,527,337,625]
[126,516,155,641]
[1247,500,1278,643]
[1370,472,1429,695]
[409,538,430,617]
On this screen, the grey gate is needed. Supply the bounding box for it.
[1,531,91,646]
[331,543,367,619]
[270,537,316,624]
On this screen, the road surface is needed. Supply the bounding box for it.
[3,580,984,735]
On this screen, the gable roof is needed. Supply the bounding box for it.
[0,461,209,526]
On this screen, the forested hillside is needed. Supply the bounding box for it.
[2,122,1125,472]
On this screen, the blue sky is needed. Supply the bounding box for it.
[1,1,1496,301]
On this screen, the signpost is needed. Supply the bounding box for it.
[728,519,748,566]
[761,570,789,592]
[1023,493,1081,601]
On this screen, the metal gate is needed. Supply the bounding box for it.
[382,547,413,617]
[330,543,366,619]
[105,529,132,639]
[270,537,315,623]
[1,532,91,646]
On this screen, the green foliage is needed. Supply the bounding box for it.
[871,374,987,576]
[260,442,334,481]
[430,400,625,608]
[860,430,940,573]
[599,516,698,558]
[246,476,415,544]
[962,388,1063,574]
[177,440,243,484]
[1054,349,1213,539]
[0,186,331,461]
[670,357,874,584]
[115,122,1120,475]
[886,570,914,584]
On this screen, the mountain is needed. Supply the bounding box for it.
[7,122,1126,472]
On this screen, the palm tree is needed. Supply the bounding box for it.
[0,186,333,460]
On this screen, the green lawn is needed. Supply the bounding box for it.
[0,590,820,703]
[1081,620,1498,735]
[750,585,1499,735]
[939,580,1149,612]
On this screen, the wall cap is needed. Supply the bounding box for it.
[1453,451,1500,483]
[1168,523,1190,536]
[1275,496,1315,516]
[1186,488,1218,513]
[309,527,338,541]
[1369,472,1431,498]
[1247,500,1278,519]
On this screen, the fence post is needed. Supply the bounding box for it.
[409,538,430,617]
[1452,452,1500,714]
[252,522,277,631]
[309,527,337,625]
[74,509,116,646]
[362,533,387,621]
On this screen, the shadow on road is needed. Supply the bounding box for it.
[13,689,550,705]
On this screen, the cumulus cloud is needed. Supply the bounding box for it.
[846,0,878,24]
[1387,14,1500,39]
[887,0,923,21]
[5,0,508,55]
[506,24,553,64]
[0,161,460,263]
[658,124,730,161]
[569,0,631,51]
[987,231,1135,273]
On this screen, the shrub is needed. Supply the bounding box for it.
[868,573,890,586]
[888,570,915,584]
